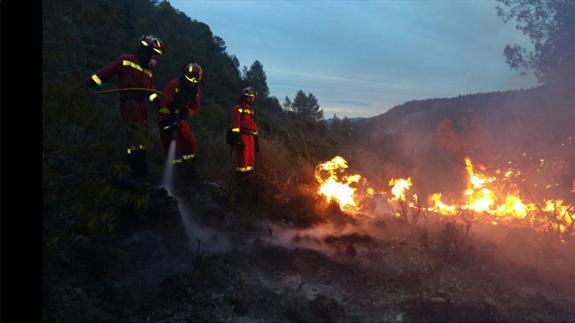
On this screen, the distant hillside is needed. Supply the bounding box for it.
[350,85,575,199]
[325,117,366,126]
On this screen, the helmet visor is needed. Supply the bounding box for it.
[185,75,200,84]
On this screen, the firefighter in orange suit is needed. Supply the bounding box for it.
[86,35,165,177]
[228,87,259,175]
[158,62,204,181]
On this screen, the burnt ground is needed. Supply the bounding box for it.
[43,181,575,322]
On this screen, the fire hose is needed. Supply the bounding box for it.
[90,87,163,96]
[90,87,173,138]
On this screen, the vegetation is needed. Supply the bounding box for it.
[43,0,355,248]
[43,1,575,321]
[496,0,575,84]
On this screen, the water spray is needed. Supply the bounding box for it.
[161,140,177,195]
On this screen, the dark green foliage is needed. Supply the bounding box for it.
[43,78,150,246]
[242,60,270,98]
[284,90,324,122]
[496,0,575,84]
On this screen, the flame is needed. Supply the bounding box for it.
[429,158,538,220]
[465,157,494,189]
[314,155,574,236]
[315,156,361,211]
[388,178,412,202]
[494,195,534,218]
[543,199,574,233]
[428,193,458,215]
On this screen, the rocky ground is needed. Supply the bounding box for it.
[43,180,575,322]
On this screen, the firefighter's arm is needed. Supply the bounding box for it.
[187,86,203,117]
[158,83,179,134]
[230,106,241,134]
[229,106,243,148]
[253,117,259,152]
[158,81,176,122]
[148,79,161,105]
[87,56,122,88]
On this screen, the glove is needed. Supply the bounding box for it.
[254,134,259,153]
[148,93,161,106]
[160,115,179,139]
[226,130,242,147]
[233,132,245,150]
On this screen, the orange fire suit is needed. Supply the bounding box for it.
[158,78,203,164]
[230,103,258,172]
[89,53,158,153]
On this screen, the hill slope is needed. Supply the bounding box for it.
[350,85,575,198]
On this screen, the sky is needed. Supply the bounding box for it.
[171,0,538,118]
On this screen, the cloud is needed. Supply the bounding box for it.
[173,0,538,118]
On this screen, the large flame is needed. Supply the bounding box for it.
[388,178,412,202]
[315,156,362,211]
[429,157,538,220]
[314,155,574,235]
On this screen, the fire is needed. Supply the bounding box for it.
[465,157,494,189]
[543,199,574,233]
[463,188,496,213]
[428,157,536,219]
[388,178,412,202]
[315,156,362,211]
[314,155,574,236]
[494,195,534,218]
[428,193,458,215]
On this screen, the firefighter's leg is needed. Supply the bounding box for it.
[122,101,150,177]
[125,121,149,177]
[130,122,148,177]
[180,122,198,183]
[232,134,255,201]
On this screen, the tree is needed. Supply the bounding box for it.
[496,0,575,84]
[330,114,341,133]
[340,117,352,137]
[242,60,270,97]
[285,90,323,122]
[282,96,292,112]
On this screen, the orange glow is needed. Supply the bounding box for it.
[315,156,362,211]
[429,158,541,221]
[315,155,574,235]
[543,199,574,233]
[494,195,534,218]
[388,178,412,202]
[428,193,458,215]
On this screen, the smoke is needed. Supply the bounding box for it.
[177,198,232,254]
[261,210,389,261]
[355,85,575,204]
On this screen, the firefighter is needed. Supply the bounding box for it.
[157,62,204,186]
[228,87,259,176]
[86,34,165,177]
